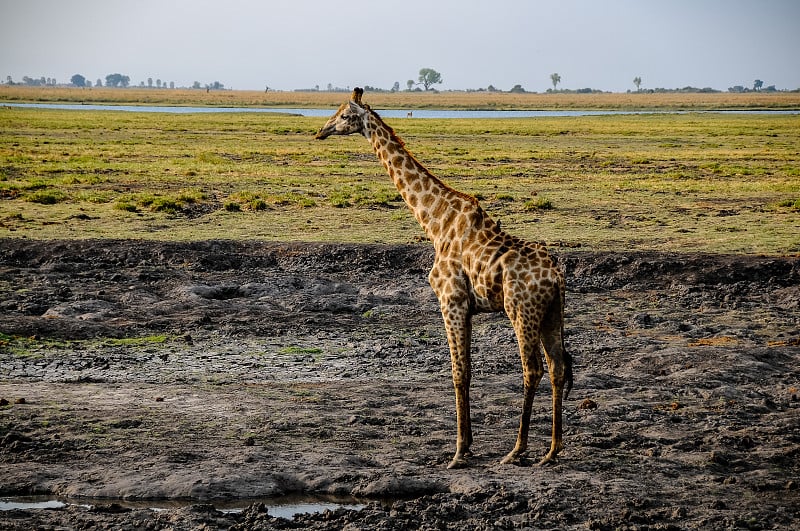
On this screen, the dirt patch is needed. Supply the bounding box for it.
[1,239,799,529]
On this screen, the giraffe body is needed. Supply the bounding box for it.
[317,89,573,468]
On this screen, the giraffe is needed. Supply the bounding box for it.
[316,88,573,469]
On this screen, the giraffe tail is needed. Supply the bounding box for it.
[563,343,574,401]
[556,280,574,401]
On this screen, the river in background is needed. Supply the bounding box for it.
[5,102,799,118]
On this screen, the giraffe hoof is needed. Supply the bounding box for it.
[500,452,526,466]
[447,455,470,469]
[537,451,559,466]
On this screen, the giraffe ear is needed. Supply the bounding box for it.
[348,101,367,115]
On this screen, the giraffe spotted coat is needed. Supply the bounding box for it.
[317,88,573,469]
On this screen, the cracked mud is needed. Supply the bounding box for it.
[1,239,798,529]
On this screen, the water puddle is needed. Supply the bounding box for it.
[0,499,73,511]
[0,495,365,518]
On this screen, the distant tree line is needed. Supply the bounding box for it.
[628,75,780,94]
[306,69,445,94]
[635,86,721,94]
[308,70,794,95]
[192,81,225,90]
[3,70,796,93]
[728,79,778,93]
[6,75,61,86]
[4,73,221,91]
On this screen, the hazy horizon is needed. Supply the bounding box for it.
[2,0,799,93]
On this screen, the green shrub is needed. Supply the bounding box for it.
[149,197,182,213]
[176,189,206,204]
[114,201,138,212]
[25,189,67,204]
[524,196,554,211]
[295,196,317,208]
[249,198,268,211]
[79,191,113,204]
[225,191,273,211]
[329,190,351,208]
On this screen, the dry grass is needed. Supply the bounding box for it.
[2,85,800,110]
[688,337,739,347]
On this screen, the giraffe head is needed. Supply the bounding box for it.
[315,87,371,140]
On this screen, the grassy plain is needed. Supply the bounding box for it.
[3,85,800,110]
[1,106,798,253]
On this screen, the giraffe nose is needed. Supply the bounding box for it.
[315,125,334,139]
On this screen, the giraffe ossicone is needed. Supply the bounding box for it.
[317,88,573,469]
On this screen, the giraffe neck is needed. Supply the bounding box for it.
[364,111,484,243]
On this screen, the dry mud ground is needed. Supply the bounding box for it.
[1,239,798,530]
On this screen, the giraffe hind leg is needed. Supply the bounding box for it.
[500,320,544,466]
[538,284,570,465]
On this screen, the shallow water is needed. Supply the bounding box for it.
[0,499,71,510]
[0,495,365,518]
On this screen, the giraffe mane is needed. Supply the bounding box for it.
[365,106,480,206]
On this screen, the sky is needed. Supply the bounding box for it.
[1,0,799,92]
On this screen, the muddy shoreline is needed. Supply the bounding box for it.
[1,239,799,529]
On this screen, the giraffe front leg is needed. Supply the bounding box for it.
[448,377,472,469]
[441,305,473,469]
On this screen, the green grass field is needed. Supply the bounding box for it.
[1,105,798,253]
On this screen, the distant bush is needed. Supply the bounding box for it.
[175,189,206,204]
[149,197,182,214]
[249,198,268,211]
[114,201,138,212]
[777,198,800,211]
[25,189,67,204]
[224,190,316,211]
[327,185,399,209]
[226,191,268,211]
[524,196,554,211]
[116,189,207,214]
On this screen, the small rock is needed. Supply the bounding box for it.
[671,506,688,518]
[1,431,33,450]
[710,451,730,466]
[90,503,131,514]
